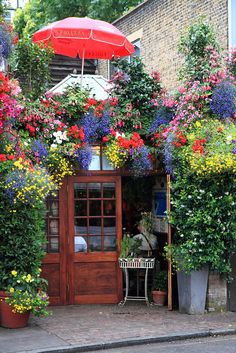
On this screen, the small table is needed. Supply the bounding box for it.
[118,258,155,306]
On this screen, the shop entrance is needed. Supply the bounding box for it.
[42,175,122,305]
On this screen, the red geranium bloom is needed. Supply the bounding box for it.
[0,154,6,161]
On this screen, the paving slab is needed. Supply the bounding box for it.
[0,303,236,353]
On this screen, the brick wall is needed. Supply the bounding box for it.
[206,271,227,312]
[99,0,228,90]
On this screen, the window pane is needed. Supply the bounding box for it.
[89,218,101,235]
[74,183,87,198]
[88,146,100,170]
[104,236,116,251]
[49,200,59,217]
[75,200,87,216]
[49,237,59,252]
[104,218,116,235]
[104,200,116,216]
[89,236,102,252]
[88,183,101,198]
[75,218,87,235]
[103,183,115,198]
[89,200,101,216]
[49,219,59,235]
[74,236,87,252]
[102,153,114,170]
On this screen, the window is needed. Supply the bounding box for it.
[229,0,236,48]
[109,38,141,79]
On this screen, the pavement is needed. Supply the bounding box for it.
[1,303,236,353]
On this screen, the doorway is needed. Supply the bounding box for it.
[42,175,122,304]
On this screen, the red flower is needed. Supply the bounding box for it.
[0,154,6,161]
[26,124,36,136]
[102,136,109,142]
[7,154,14,160]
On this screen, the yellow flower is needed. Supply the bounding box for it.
[9,287,14,293]
[11,270,17,277]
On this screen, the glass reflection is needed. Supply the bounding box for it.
[89,218,101,235]
[89,236,102,252]
[88,183,101,198]
[49,237,59,252]
[74,236,87,252]
[74,183,87,198]
[104,236,116,251]
[104,218,116,235]
[89,200,101,216]
[104,200,116,216]
[74,218,87,235]
[103,183,115,198]
[75,200,87,216]
[88,146,100,170]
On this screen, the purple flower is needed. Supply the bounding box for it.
[81,111,111,143]
[0,24,12,62]
[75,146,92,170]
[149,107,174,133]
[164,134,174,176]
[210,81,236,119]
[232,148,236,155]
[31,140,48,164]
[130,145,152,177]
[5,171,26,204]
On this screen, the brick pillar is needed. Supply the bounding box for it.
[206,271,227,312]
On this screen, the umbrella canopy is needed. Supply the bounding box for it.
[32,17,134,59]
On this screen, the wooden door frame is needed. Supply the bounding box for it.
[67,174,123,304]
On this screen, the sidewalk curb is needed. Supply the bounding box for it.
[35,328,236,353]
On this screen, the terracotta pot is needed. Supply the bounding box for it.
[152,290,167,306]
[0,291,30,328]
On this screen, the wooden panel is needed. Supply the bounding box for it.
[41,263,60,297]
[75,294,119,304]
[74,262,117,295]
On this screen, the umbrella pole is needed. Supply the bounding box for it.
[80,47,85,86]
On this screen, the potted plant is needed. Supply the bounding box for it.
[0,269,50,328]
[152,270,168,306]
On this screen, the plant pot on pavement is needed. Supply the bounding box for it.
[152,290,167,306]
[177,266,209,314]
[0,291,30,328]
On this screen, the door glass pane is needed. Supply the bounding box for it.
[104,200,116,216]
[104,236,116,251]
[49,237,59,252]
[75,218,87,235]
[74,183,87,198]
[104,218,116,235]
[88,146,100,170]
[89,200,101,216]
[88,183,101,198]
[75,200,87,216]
[74,236,87,252]
[89,236,102,252]
[49,200,59,217]
[49,219,59,235]
[103,183,115,198]
[89,218,101,235]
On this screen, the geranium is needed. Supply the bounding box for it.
[4,269,50,316]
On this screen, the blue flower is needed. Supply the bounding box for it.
[75,146,92,170]
[149,107,174,133]
[31,140,48,164]
[131,145,152,177]
[81,111,111,143]
[210,81,236,119]
[0,24,12,62]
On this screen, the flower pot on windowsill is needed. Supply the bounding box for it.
[0,291,30,329]
[152,290,167,306]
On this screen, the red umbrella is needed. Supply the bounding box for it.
[32,17,134,83]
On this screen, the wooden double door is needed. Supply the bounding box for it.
[42,175,123,305]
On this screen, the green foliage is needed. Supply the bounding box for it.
[10,36,53,99]
[178,17,222,82]
[168,172,236,279]
[110,57,162,134]
[5,269,50,316]
[120,233,142,258]
[13,0,143,37]
[152,270,168,291]
[0,194,47,288]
